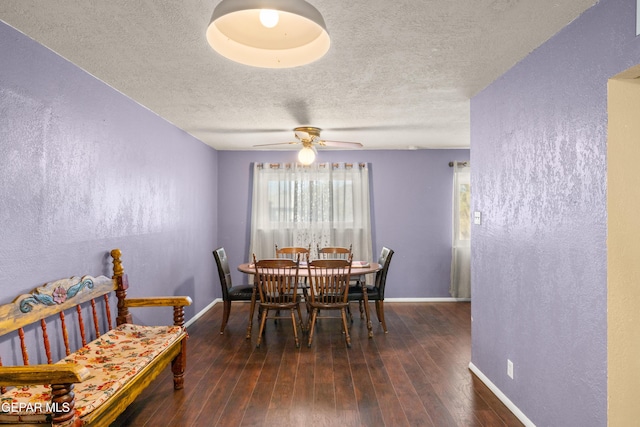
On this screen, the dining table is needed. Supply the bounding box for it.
[237,260,382,338]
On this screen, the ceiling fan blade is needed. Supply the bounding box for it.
[318,139,364,148]
[253,141,299,147]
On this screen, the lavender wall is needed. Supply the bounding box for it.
[0,20,219,361]
[217,149,468,298]
[471,0,640,425]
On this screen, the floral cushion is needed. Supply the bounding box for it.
[0,323,185,423]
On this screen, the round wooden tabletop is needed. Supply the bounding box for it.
[237,261,381,276]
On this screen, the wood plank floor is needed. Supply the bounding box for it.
[111,302,523,427]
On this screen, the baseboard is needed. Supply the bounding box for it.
[185,298,222,328]
[468,362,535,427]
[385,297,471,302]
[184,297,469,328]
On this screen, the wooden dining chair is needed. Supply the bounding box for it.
[316,244,352,260]
[213,247,256,336]
[276,244,312,305]
[253,255,305,348]
[275,244,310,262]
[306,256,353,348]
[348,247,394,334]
[318,244,361,287]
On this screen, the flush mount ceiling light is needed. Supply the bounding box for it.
[297,143,317,165]
[206,0,331,68]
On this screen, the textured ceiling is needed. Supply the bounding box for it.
[0,0,597,151]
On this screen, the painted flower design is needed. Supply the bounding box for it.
[52,286,67,304]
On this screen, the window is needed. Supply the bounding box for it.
[450,161,471,298]
[456,178,471,242]
[249,162,372,263]
[266,178,354,224]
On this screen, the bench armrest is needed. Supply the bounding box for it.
[119,296,192,327]
[0,364,91,386]
[124,296,192,308]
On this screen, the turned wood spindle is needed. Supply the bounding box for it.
[51,383,76,425]
[111,248,132,325]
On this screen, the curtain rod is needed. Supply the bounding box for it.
[449,161,469,167]
[256,162,367,169]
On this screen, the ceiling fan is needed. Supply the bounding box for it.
[254,126,363,149]
[253,126,363,165]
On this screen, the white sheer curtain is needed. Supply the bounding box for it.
[249,162,372,265]
[450,161,471,298]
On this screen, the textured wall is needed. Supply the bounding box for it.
[0,20,219,364]
[471,0,640,425]
[217,149,469,298]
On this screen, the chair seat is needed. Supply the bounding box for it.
[228,284,255,300]
[348,284,380,300]
[260,301,300,310]
[308,301,349,309]
[260,291,302,306]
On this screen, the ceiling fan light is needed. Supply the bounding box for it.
[259,9,279,28]
[206,0,330,68]
[298,146,316,165]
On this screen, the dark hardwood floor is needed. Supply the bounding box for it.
[111,302,523,426]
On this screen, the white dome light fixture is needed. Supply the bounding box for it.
[206,0,331,68]
[297,145,317,165]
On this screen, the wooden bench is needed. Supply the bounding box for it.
[0,249,192,427]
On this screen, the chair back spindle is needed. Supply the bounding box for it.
[60,311,71,356]
[76,305,87,347]
[104,294,113,331]
[41,319,53,364]
[18,328,29,365]
[91,299,101,337]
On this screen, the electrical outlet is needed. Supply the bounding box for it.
[507,359,514,379]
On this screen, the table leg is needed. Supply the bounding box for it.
[300,284,310,331]
[361,284,373,338]
[246,285,257,339]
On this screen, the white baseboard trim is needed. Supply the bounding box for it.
[468,362,535,427]
[184,297,469,328]
[385,297,471,302]
[185,298,222,328]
